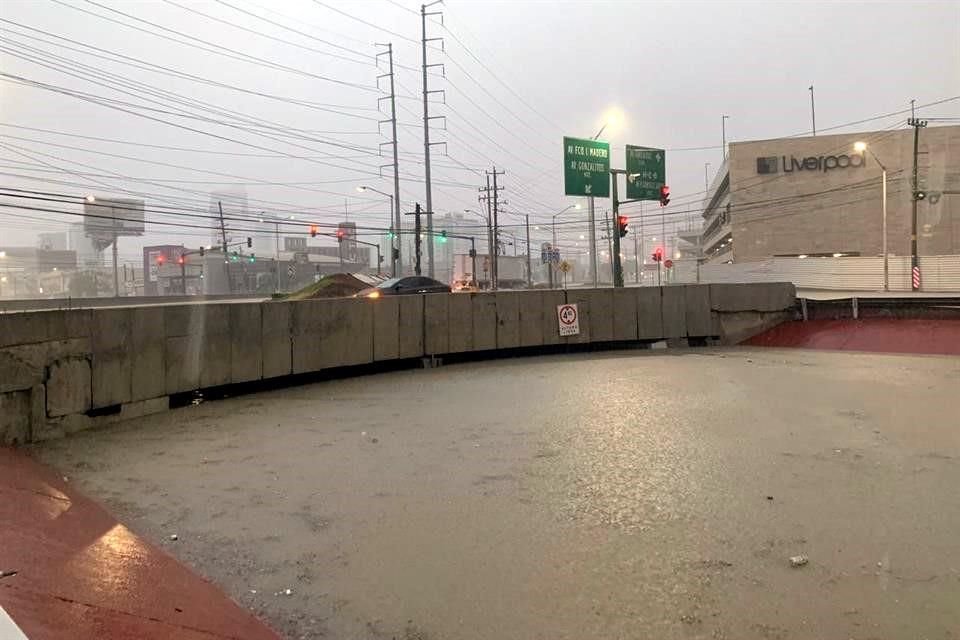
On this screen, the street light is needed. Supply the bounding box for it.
[357,185,398,276]
[854,141,889,291]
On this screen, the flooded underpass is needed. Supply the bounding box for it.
[35,348,960,639]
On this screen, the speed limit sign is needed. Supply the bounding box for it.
[556,303,580,336]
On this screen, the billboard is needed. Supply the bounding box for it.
[83,197,145,239]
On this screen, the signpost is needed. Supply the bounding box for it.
[625,146,665,201]
[557,303,580,337]
[563,136,610,198]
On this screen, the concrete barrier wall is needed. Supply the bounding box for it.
[0,282,795,444]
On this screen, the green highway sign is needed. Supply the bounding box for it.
[625,145,665,200]
[563,136,610,197]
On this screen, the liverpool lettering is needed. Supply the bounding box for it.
[756,153,866,174]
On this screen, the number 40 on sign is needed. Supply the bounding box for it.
[556,303,580,337]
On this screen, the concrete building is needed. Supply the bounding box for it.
[701,125,960,263]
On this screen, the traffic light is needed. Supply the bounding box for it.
[386,230,395,239]
[392,248,400,260]
[438,230,447,243]
[915,190,926,201]
[231,251,239,262]
[176,255,185,266]
[199,246,205,257]
[336,229,345,242]
[617,215,629,238]
[248,254,255,263]
[652,246,664,263]
[659,185,670,207]
[156,254,165,266]
[246,237,252,248]
[310,225,318,238]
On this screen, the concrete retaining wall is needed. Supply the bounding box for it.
[0,283,795,444]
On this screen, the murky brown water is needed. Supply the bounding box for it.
[37,348,960,639]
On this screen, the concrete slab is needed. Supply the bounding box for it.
[261,302,292,379]
[612,288,639,341]
[372,297,400,361]
[0,347,44,394]
[447,293,473,353]
[91,308,132,408]
[539,290,566,346]
[637,288,664,339]
[684,284,713,337]
[709,282,796,312]
[323,299,373,367]
[660,286,687,339]
[398,296,424,359]
[424,294,450,355]
[291,300,326,374]
[0,389,31,445]
[200,305,231,388]
[45,357,91,418]
[471,293,498,351]
[495,292,521,349]
[130,307,165,402]
[230,304,262,384]
[164,335,202,395]
[518,290,544,347]
[562,290,593,343]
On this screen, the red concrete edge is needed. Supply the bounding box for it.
[744,318,960,356]
[0,447,281,640]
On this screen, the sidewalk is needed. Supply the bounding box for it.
[0,447,281,640]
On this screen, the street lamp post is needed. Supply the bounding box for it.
[854,142,889,291]
[357,186,397,277]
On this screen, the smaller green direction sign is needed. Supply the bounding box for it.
[564,136,610,198]
[625,145,666,201]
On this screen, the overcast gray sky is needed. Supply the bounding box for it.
[1,0,958,259]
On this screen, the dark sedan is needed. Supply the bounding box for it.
[356,276,451,298]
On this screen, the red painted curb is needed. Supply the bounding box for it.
[0,448,281,640]
[744,318,960,356]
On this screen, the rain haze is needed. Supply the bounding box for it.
[2,3,960,640]
[1,1,957,254]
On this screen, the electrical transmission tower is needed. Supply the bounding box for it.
[421,1,447,278]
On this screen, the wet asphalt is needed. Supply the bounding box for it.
[37,347,960,639]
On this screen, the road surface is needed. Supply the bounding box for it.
[36,348,960,639]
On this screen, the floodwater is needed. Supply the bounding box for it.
[37,348,960,639]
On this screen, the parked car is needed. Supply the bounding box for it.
[356,276,451,298]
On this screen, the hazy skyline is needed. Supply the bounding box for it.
[1,0,958,262]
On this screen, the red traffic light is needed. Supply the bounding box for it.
[309,225,318,238]
[651,246,664,262]
[617,215,629,238]
[659,184,670,207]
[336,229,345,242]
[176,255,185,265]
[156,255,166,265]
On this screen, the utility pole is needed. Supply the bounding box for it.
[377,42,403,277]
[809,85,816,136]
[908,113,928,291]
[111,204,119,297]
[704,162,711,192]
[721,115,729,160]
[633,231,639,284]
[421,1,445,278]
[218,201,232,294]
[489,167,505,290]
[404,203,428,276]
[478,176,495,289]
[525,214,532,288]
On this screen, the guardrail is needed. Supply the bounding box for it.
[0,283,796,444]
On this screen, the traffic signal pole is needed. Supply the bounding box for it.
[609,168,646,288]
